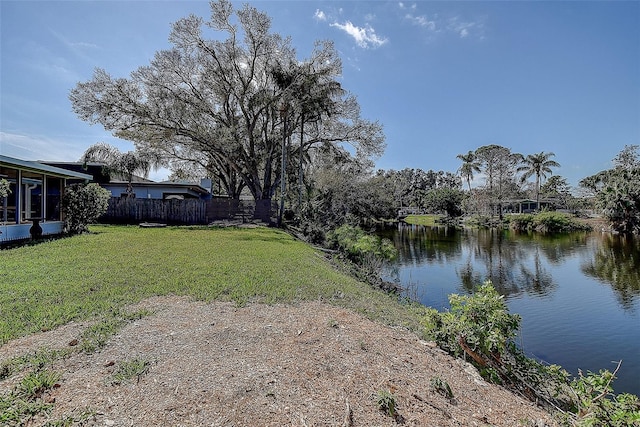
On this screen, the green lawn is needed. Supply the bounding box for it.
[403,214,441,226]
[0,225,424,345]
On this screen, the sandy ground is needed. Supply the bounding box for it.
[1,296,557,426]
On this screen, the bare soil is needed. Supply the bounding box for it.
[1,296,557,426]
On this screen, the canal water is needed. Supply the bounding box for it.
[379,223,640,396]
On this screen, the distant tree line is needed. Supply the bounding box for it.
[579,144,640,234]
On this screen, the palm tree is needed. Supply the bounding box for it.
[271,59,344,223]
[80,143,163,197]
[517,151,560,210]
[456,151,481,191]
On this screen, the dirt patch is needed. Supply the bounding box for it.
[1,296,557,426]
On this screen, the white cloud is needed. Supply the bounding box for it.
[49,29,100,63]
[0,131,171,181]
[399,3,485,41]
[330,21,388,49]
[69,41,99,50]
[0,132,84,162]
[398,2,416,11]
[32,60,80,84]
[314,9,326,22]
[447,16,485,39]
[405,14,437,31]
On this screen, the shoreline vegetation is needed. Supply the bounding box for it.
[1,224,638,425]
[404,212,595,233]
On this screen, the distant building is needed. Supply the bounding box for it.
[43,162,211,200]
[503,199,554,214]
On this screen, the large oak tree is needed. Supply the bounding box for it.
[70,0,384,202]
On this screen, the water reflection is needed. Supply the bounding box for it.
[460,228,556,298]
[581,233,640,311]
[382,223,640,311]
[380,223,640,396]
[382,224,462,264]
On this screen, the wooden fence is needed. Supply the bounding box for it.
[101,197,276,225]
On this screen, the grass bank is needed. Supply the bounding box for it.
[0,225,425,345]
[402,214,441,226]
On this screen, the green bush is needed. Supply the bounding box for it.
[427,281,521,362]
[507,214,534,231]
[532,212,578,232]
[327,225,397,263]
[61,183,110,234]
[507,212,590,233]
[0,178,11,198]
[572,368,640,426]
[426,282,640,425]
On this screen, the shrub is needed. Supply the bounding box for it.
[327,224,397,264]
[326,225,399,292]
[507,214,534,231]
[507,212,591,233]
[426,282,640,425]
[0,178,11,198]
[572,367,640,426]
[61,183,110,234]
[427,281,521,363]
[376,389,397,417]
[465,215,505,229]
[532,212,579,232]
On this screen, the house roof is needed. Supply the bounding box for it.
[104,180,210,195]
[41,161,155,184]
[39,160,210,195]
[0,155,93,180]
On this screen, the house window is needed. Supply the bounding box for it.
[21,171,43,221]
[46,176,63,221]
[0,166,18,223]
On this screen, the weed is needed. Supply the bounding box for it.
[80,317,125,353]
[43,408,97,426]
[108,358,152,386]
[431,377,454,400]
[18,369,61,399]
[0,369,61,425]
[0,394,54,425]
[122,309,153,321]
[376,389,397,417]
[327,318,339,329]
[0,347,72,380]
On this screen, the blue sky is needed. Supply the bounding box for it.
[1,1,638,187]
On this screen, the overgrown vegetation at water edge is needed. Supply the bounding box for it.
[424,282,640,426]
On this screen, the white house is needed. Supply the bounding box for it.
[0,155,92,243]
